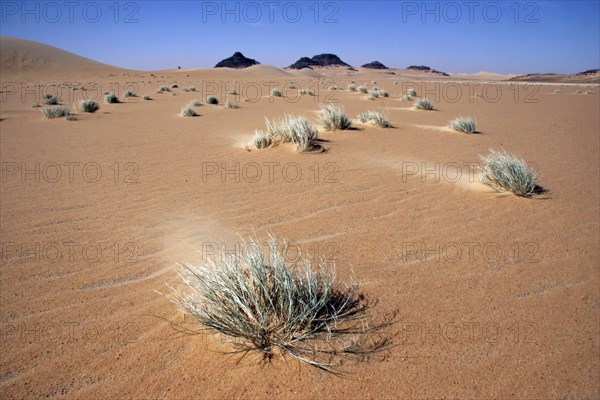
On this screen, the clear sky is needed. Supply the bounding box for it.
[1,0,599,73]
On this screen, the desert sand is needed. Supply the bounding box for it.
[0,36,599,399]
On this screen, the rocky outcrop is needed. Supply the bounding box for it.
[214,52,260,68]
[361,61,389,69]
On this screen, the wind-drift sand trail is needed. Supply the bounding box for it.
[0,37,599,398]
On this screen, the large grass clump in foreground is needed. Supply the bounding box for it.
[76,99,100,113]
[357,111,392,128]
[319,104,352,131]
[479,149,540,197]
[447,116,477,133]
[250,114,319,152]
[162,236,393,371]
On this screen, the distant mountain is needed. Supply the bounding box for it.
[362,61,388,69]
[508,69,600,84]
[287,53,350,69]
[287,57,321,70]
[407,65,449,76]
[214,52,260,69]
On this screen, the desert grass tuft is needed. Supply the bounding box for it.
[357,111,392,128]
[401,94,412,101]
[319,104,352,131]
[161,235,394,371]
[348,84,357,92]
[157,86,170,93]
[447,116,477,133]
[271,88,283,97]
[104,93,119,104]
[358,86,368,93]
[42,93,58,105]
[298,89,314,96]
[76,99,100,113]
[250,130,273,149]
[32,102,40,108]
[205,95,219,105]
[190,99,202,106]
[413,98,433,110]
[224,100,239,109]
[252,114,319,152]
[479,149,539,197]
[180,105,198,117]
[143,95,152,100]
[405,88,417,97]
[40,105,71,119]
[124,90,136,97]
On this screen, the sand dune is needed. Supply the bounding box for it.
[0,38,598,399]
[0,36,129,80]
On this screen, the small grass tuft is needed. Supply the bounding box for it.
[479,149,539,196]
[255,114,319,152]
[205,95,219,105]
[414,98,433,110]
[448,116,477,133]
[358,86,368,93]
[40,105,71,119]
[42,93,58,105]
[157,86,170,93]
[124,90,136,97]
[271,88,283,97]
[76,99,100,113]
[348,84,357,91]
[224,100,239,109]
[250,130,273,149]
[190,99,202,106]
[405,88,417,97]
[319,104,352,131]
[32,102,40,108]
[180,105,198,117]
[104,93,119,104]
[298,89,314,96]
[357,110,392,128]
[143,95,152,100]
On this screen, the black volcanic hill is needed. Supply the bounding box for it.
[287,57,321,70]
[214,52,260,68]
[407,65,449,76]
[287,53,350,69]
[362,61,388,69]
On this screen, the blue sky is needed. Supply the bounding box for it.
[1,1,598,73]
